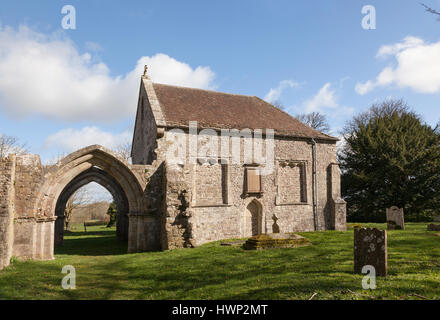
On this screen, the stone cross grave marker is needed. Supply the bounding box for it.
[386,206,405,230]
[354,228,387,277]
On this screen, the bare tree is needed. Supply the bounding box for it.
[271,100,286,111]
[64,188,92,230]
[113,141,132,162]
[420,3,440,20]
[296,112,331,133]
[44,152,68,167]
[0,134,28,158]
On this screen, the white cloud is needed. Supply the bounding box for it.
[296,82,354,119]
[356,36,440,95]
[44,126,131,153]
[264,80,300,103]
[0,25,216,122]
[376,36,424,58]
[304,82,338,113]
[137,54,215,89]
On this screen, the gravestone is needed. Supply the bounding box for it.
[354,228,387,277]
[386,206,405,230]
[433,215,440,223]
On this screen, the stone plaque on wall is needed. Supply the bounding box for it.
[354,228,387,277]
[386,206,405,230]
[246,168,261,194]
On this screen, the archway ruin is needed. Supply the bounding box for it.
[0,145,167,269]
[54,166,130,246]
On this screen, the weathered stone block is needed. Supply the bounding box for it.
[354,228,387,277]
[386,206,405,230]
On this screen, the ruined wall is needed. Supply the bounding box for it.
[161,162,193,250]
[128,163,163,252]
[13,155,54,260]
[0,154,56,267]
[0,155,15,270]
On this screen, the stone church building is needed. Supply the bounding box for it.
[0,71,346,270]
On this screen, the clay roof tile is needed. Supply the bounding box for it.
[151,82,338,141]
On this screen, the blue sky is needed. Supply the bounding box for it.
[1,0,440,166]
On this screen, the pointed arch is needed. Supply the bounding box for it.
[242,199,263,237]
[33,145,145,223]
[54,167,130,246]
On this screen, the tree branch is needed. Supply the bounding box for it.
[420,3,440,20]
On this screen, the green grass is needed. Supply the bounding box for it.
[0,223,439,300]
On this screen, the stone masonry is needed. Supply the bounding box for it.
[0,155,15,270]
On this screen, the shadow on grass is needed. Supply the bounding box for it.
[64,230,116,237]
[56,230,127,256]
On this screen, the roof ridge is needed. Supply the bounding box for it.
[152,82,257,99]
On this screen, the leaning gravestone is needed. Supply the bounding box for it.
[354,228,387,277]
[386,206,405,230]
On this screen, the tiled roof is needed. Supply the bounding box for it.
[151,82,338,141]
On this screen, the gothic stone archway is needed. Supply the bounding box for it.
[54,166,130,246]
[31,145,146,258]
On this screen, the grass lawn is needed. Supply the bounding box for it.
[0,223,439,300]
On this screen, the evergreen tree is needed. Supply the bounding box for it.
[106,202,117,227]
[339,100,440,222]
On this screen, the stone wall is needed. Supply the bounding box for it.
[131,84,159,165]
[12,155,54,260]
[157,130,346,248]
[14,155,43,219]
[128,163,163,252]
[0,155,15,270]
[161,162,193,250]
[0,154,56,268]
